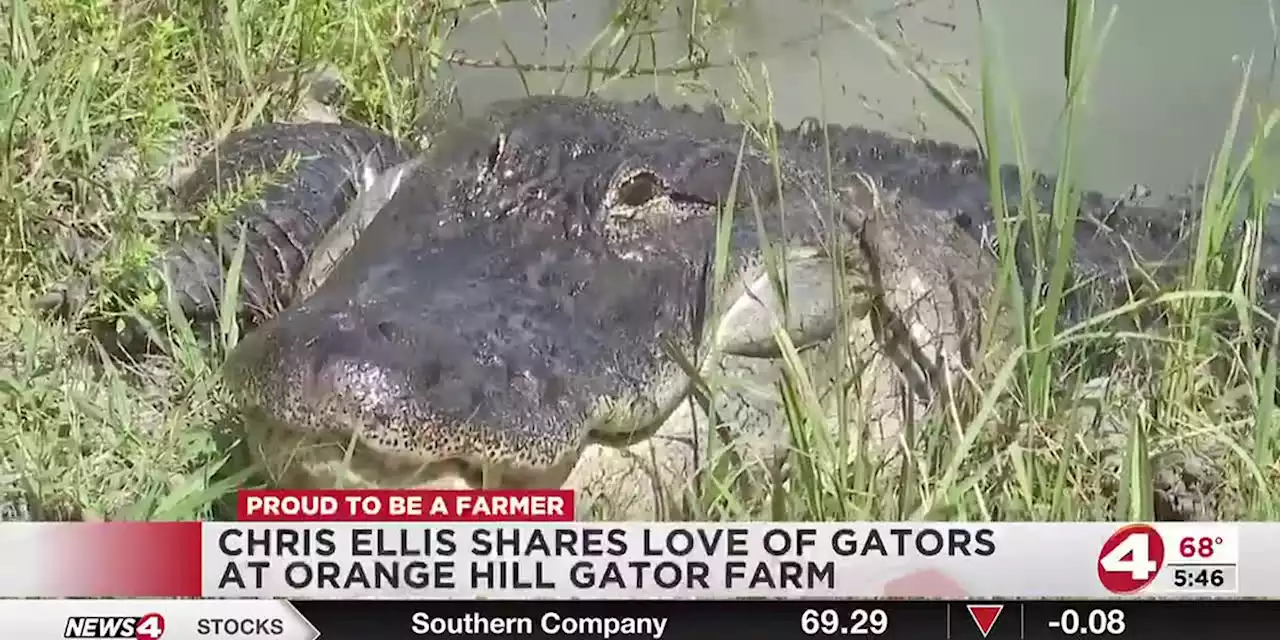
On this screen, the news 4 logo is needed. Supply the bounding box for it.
[64,613,165,640]
[1097,523,1165,594]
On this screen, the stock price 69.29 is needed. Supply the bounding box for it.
[801,609,889,636]
[1173,567,1226,589]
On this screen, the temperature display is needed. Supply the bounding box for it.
[1097,524,1239,596]
[1178,535,1226,561]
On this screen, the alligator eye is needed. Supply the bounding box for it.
[616,171,664,207]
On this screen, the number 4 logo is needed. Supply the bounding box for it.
[1097,524,1166,595]
[135,613,165,640]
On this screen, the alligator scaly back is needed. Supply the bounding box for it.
[163,122,412,327]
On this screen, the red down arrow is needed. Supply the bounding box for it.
[966,604,1004,638]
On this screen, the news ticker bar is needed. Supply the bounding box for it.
[6,598,1280,640]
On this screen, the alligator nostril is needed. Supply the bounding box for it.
[373,320,397,341]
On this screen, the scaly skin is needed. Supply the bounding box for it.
[113,96,1265,520]
[161,122,411,325]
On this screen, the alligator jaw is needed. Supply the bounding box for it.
[222,290,595,490]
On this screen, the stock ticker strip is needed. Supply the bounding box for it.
[13,598,1280,640]
[287,599,1280,640]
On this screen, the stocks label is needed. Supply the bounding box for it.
[1097,523,1239,595]
[0,600,315,640]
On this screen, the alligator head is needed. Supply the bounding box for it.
[221,96,995,516]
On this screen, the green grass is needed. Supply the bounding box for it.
[1,0,1278,522]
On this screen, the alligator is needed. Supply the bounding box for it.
[65,94,1273,520]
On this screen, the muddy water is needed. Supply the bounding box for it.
[445,0,1280,198]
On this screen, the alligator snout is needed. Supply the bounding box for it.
[222,144,714,492]
[224,288,595,490]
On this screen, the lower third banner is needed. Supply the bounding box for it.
[0,521,1258,598]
